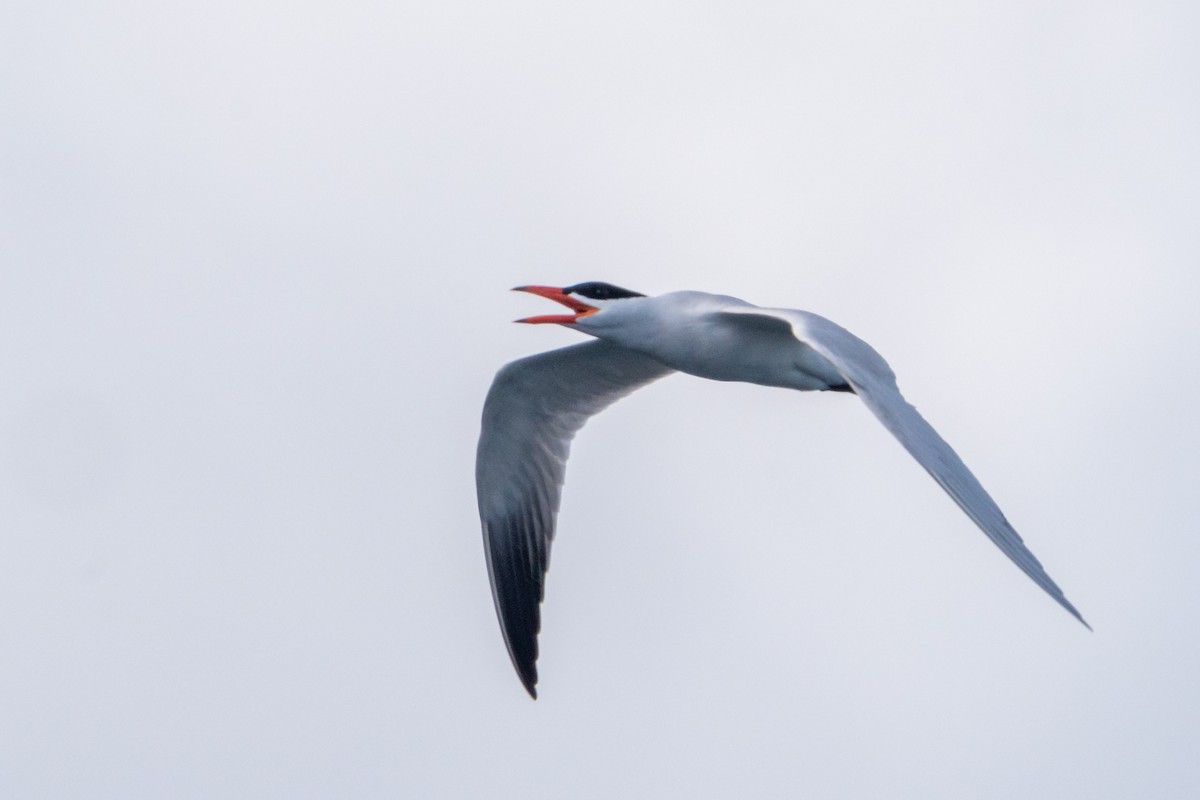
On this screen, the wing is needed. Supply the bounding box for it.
[715,307,1089,629]
[477,340,675,697]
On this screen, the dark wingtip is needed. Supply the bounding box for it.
[484,497,549,700]
[500,590,541,698]
[516,660,539,699]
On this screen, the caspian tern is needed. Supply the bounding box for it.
[477,282,1088,698]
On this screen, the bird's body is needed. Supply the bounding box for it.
[477,283,1088,698]
[591,291,852,390]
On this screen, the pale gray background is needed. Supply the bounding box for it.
[2,1,1197,797]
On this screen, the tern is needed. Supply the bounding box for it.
[477,282,1088,697]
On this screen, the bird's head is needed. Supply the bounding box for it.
[513,282,646,325]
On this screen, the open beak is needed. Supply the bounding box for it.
[512,285,599,324]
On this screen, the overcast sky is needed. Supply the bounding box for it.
[2,1,1198,797]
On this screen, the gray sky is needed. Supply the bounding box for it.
[2,1,1198,797]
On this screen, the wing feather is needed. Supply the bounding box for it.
[476,340,674,696]
[718,307,1089,629]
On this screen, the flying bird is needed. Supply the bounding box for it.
[477,282,1088,697]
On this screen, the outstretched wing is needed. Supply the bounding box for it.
[715,307,1090,629]
[477,340,675,697]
